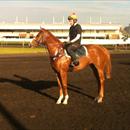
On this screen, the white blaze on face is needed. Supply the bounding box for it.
[29,38,37,48]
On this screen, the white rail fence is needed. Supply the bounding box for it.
[0,38,130,47]
[0,38,31,47]
[81,39,130,45]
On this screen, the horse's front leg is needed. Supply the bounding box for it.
[95,69,105,103]
[60,71,69,105]
[56,73,64,104]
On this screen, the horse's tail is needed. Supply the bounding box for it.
[105,52,112,79]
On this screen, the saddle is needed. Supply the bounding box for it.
[51,45,88,62]
[75,46,87,57]
[65,45,88,58]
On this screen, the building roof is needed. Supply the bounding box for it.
[0,22,122,31]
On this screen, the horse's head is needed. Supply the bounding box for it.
[30,27,62,50]
[29,28,47,48]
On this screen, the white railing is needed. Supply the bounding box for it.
[60,38,130,45]
[81,39,130,45]
[0,38,32,47]
[0,38,32,42]
[0,38,130,45]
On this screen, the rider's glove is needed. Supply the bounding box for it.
[63,41,71,48]
[64,41,70,45]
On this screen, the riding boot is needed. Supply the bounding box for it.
[73,60,79,66]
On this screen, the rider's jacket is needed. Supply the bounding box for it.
[69,23,82,44]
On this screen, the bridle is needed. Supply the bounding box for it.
[32,30,64,61]
[32,37,43,46]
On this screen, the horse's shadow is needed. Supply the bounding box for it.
[0,74,95,102]
[0,74,58,101]
[118,62,130,66]
[68,84,95,100]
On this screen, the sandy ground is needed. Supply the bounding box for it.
[0,54,130,130]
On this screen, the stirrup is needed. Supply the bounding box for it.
[70,60,79,67]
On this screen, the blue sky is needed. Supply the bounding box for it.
[0,0,130,26]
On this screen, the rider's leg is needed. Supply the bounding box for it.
[66,44,80,66]
[66,45,76,60]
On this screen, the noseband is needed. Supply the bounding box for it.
[33,37,43,46]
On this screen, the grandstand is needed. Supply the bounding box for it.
[0,22,129,47]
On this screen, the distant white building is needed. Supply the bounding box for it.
[1,22,128,45]
[0,22,121,38]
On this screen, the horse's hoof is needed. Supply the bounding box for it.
[95,96,103,103]
[56,101,62,104]
[63,101,68,105]
[56,95,64,104]
[62,95,69,105]
[63,102,68,105]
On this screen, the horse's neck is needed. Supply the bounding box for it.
[45,38,62,57]
[42,29,63,57]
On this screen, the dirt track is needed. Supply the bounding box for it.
[0,54,130,130]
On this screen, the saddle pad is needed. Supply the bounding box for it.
[64,46,88,58]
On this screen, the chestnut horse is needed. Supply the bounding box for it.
[30,28,111,105]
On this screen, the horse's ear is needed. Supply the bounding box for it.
[40,26,42,29]
[40,26,44,30]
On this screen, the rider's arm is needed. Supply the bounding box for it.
[70,34,81,43]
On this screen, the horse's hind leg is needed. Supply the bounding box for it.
[95,68,105,103]
[106,55,111,79]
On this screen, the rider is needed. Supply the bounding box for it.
[64,13,82,67]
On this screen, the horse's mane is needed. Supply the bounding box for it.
[41,28,62,44]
